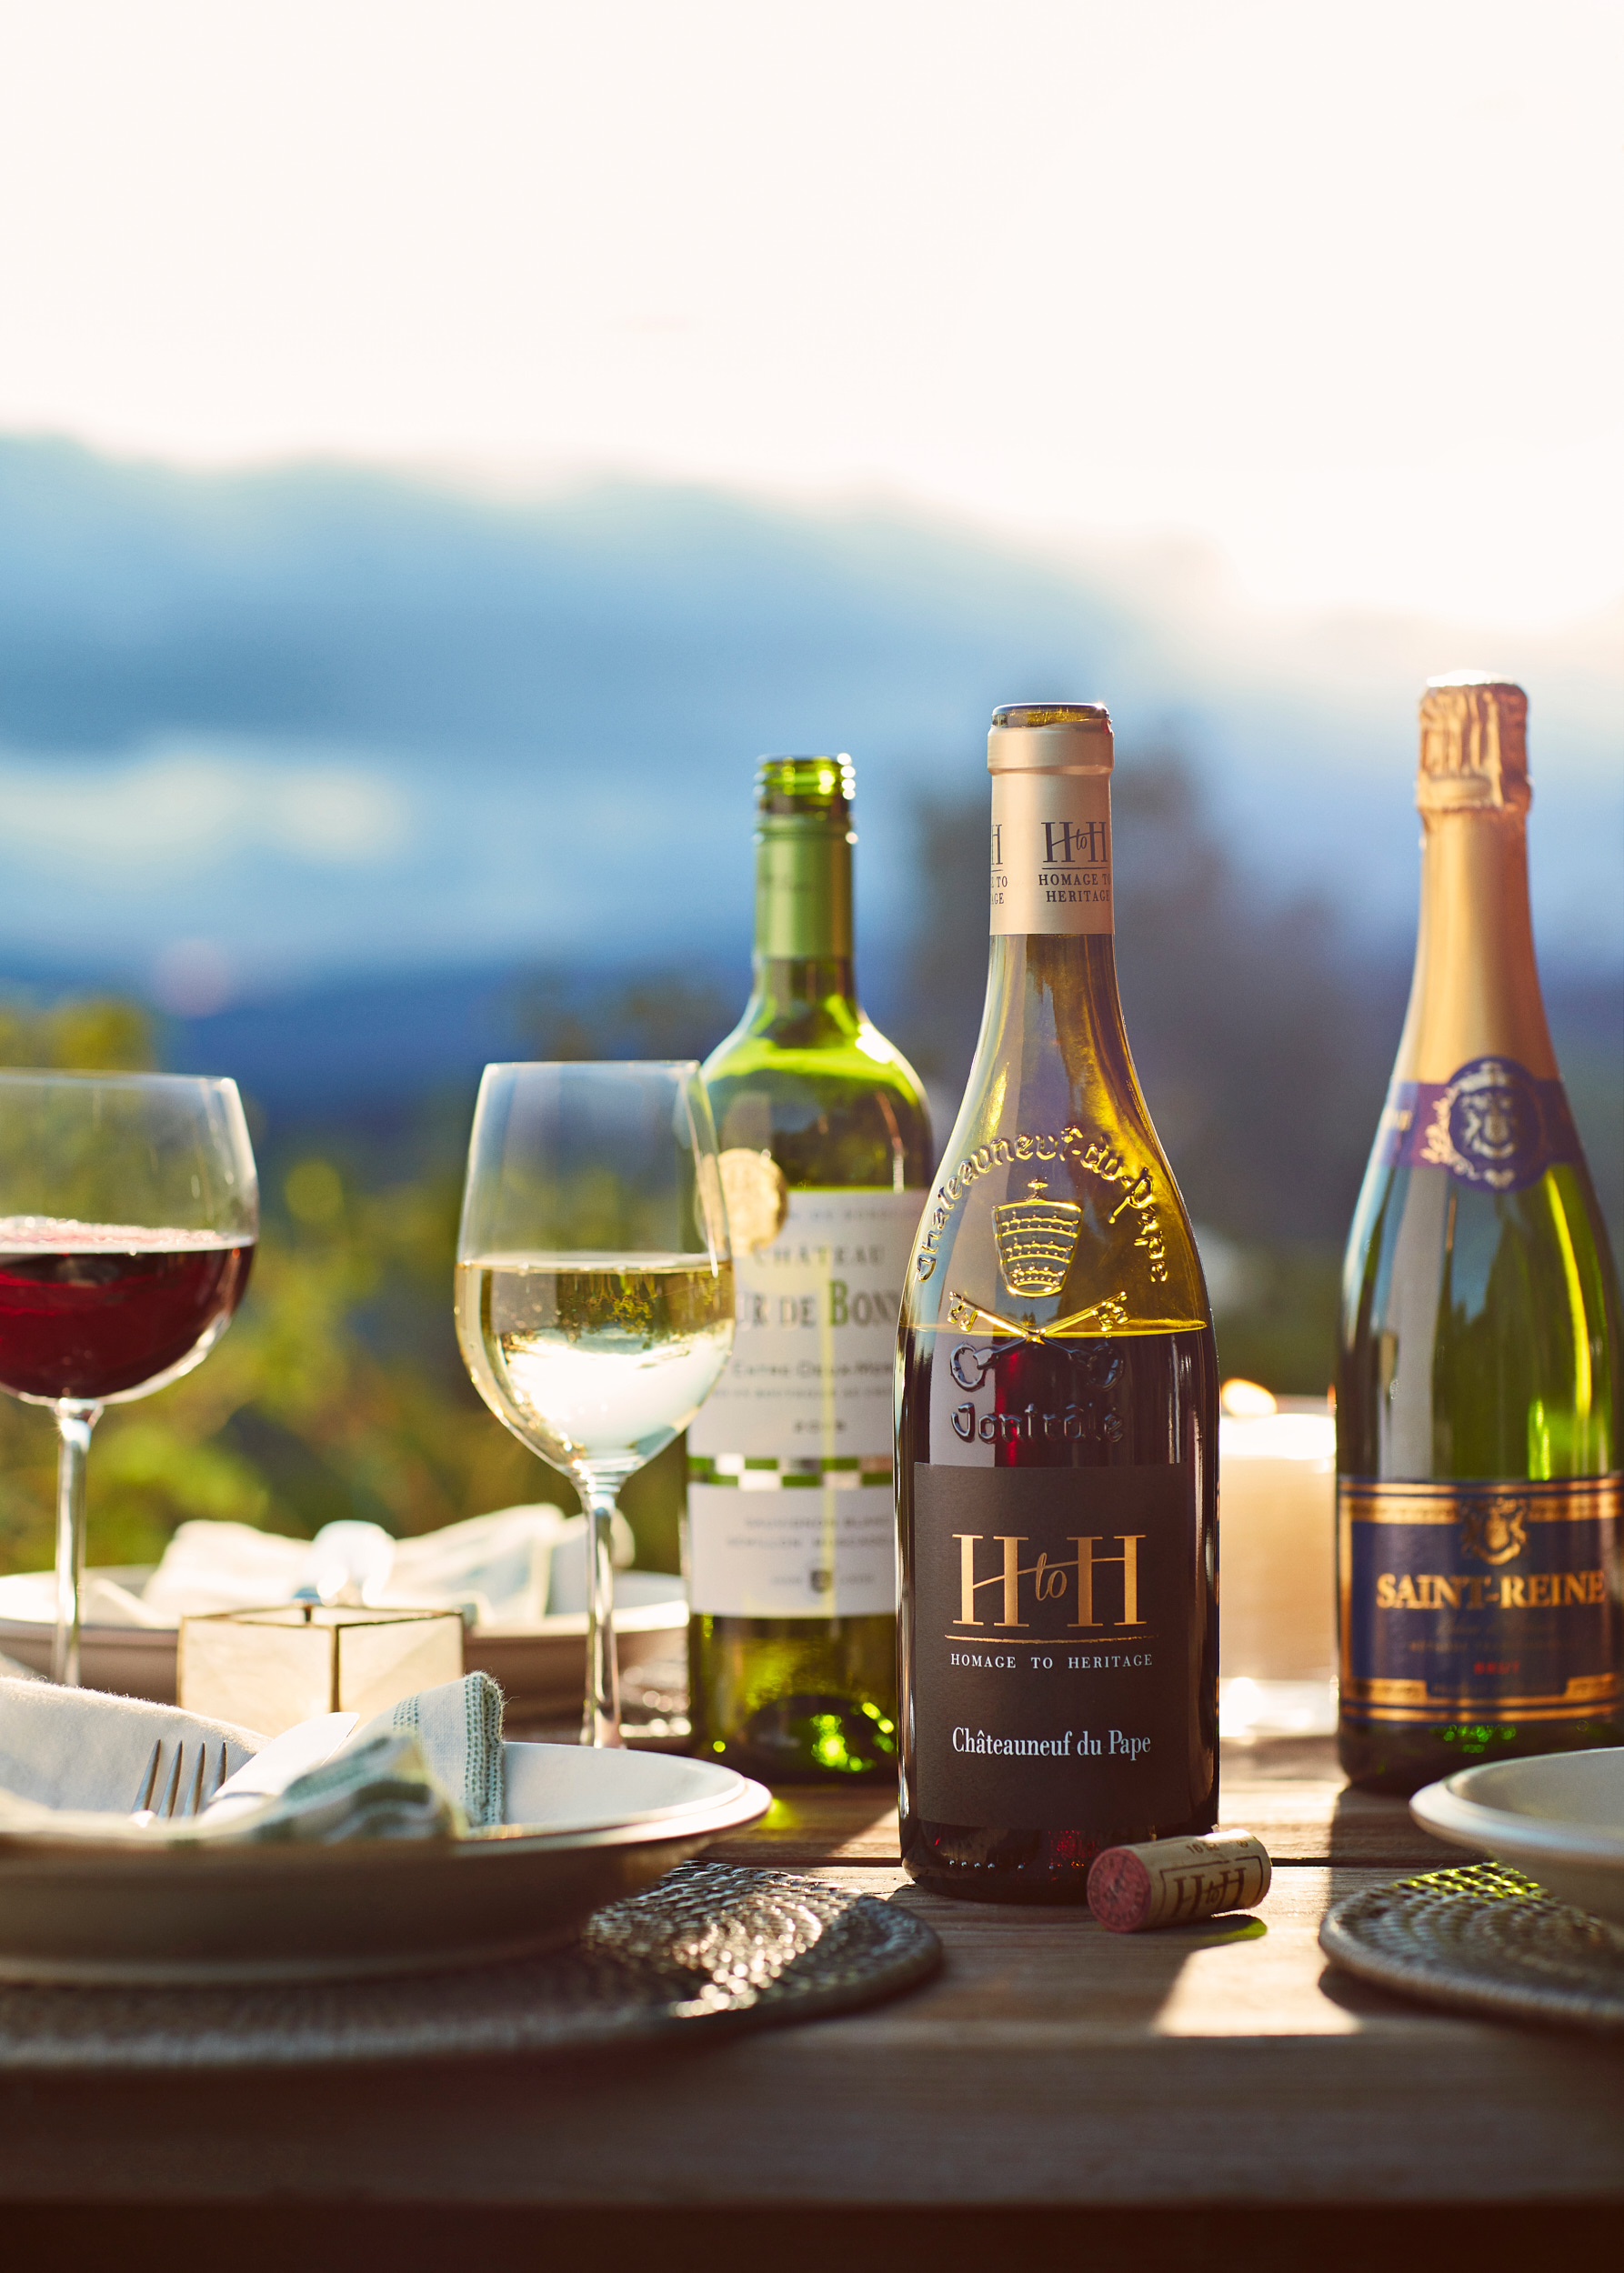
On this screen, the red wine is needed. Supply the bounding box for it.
[897,1324,1218,1899]
[0,1221,255,1403]
[897,706,1218,1903]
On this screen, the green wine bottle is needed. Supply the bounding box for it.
[1338,675,1623,1793]
[897,705,1218,1902]
[688,756,932,1780]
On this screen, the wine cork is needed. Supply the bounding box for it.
[1087,1830,1271,1933]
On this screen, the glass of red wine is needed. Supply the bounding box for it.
[0,1072,257,1685]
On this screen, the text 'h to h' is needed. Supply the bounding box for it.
[1042,819,1107,866]
[951,1533,1145,1629]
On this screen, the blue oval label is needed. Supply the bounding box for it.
[1378,1056,1581,1193]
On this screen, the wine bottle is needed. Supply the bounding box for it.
[688,756,932,1779]
[897,704,1218,1902]
[1338,675,1622,1792]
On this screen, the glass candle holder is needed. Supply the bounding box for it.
[177,1602,465,1736]
[1217,1392,1338,1739]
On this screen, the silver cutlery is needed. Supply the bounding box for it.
[131,1737,229,1821]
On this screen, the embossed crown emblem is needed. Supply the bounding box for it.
[992,1179,1083,1298]
[1460,1497,1529,1567]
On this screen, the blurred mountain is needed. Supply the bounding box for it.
[0,434,1619,1004]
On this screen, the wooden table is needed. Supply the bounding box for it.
[2,1738,1619,2271]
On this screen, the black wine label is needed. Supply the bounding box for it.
[1378,1056,1582,1193]
[1339,1476,1623,1722]
[910,1462,1196,1829]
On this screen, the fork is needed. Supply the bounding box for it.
[131,1737,231,1821]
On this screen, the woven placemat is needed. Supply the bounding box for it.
[1320,1863,1624,2036]
[0,1862,940,2073]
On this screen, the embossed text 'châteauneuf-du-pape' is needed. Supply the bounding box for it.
[897,706,1218,1902]
[1337,676,1622,1793]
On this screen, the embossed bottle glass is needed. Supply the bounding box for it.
[1338,676,1622,1792]
[689,756,932,1780]
[897,704,1218,1902]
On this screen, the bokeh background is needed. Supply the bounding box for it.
[0,1,1619,1576]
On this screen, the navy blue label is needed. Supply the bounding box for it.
[1339,1477,1623,1723]
[1378,1056,1581,1193]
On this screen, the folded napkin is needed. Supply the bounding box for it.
[135,1503,631,1627]
[0,1670,506,1847]
[0,1674,263,1814]
[0,1508,639,1633]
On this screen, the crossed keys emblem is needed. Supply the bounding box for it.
[947,1287,1129,1341]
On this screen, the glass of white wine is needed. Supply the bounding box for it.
[455,1062,735,1747]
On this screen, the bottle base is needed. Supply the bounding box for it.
[900,1807,1219,1905]
[1338,1717,1624,1797]
[692,1690,898,1785]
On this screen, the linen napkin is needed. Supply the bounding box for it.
[0,1674,263,1814]
[357,1668,506,1827]
[137,1504,595,1626]
[0,1669,506,1846]
[0,1507,637,1632]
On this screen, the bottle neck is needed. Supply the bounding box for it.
[967,932,1142,1129]
[1395,806,1557,1083]
[751,813,857,1013]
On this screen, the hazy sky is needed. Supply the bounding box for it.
[0,1,1619,629]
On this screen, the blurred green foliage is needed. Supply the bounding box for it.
[0,990,692,1579]
[0,796,1614,1577]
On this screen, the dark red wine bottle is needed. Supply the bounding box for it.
[897,704,1218,1903]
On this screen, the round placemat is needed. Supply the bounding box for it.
[1320,1863,1624,2036]
[0,1862,940,2073]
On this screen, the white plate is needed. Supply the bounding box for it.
[0,1742,768,1984]
[0,1566,687,1712]
[1410,1747,1624,1923]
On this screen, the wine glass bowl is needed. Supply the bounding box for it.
[0,1072,258,1685]
[0,1226,252,1405]
[456,1062,733,1746]
[458,1254,735,1482]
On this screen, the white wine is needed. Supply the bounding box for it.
[897,704,1218,1903]
[456,1254,735,1481]
[689,756,932,1780]
[1338,676,1621,1791]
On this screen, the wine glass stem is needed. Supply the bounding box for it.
[52,1402,103,1687]
[580,1479,625,1748]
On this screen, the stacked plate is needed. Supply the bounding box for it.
[0,1564,688,1717]
[0,1741,769,1984]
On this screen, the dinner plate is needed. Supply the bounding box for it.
[1409,1747,1624,1924]
[0,1565,687,1713]
[0,1742,769,1985]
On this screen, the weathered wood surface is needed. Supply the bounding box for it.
[707,1737,1475,1870]
[0,1861,1616,2208]
[0,1736,1613,2231]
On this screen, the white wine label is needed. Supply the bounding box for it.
[990,771,1112,936]
[908,1462,1196,1829]
[687,1187,922,1617]
[1339,1475,1623,1722]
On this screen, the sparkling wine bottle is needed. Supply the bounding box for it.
[897,704,1218,1902]
[1338,675,1622,1792]
[688,756,932,1779]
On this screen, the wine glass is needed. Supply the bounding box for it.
[0,1073,258,1686]
[456,1063,734,1747]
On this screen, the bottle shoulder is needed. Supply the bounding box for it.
[703,1009,932,1189]
[901,1107,1209,1339]
[1338,1160,1621,1478]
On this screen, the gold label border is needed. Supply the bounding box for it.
[1338,1477,1622,1527]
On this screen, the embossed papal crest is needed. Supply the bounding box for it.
[992,1178,1083,1298]
[1460,1496,1529,1567]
